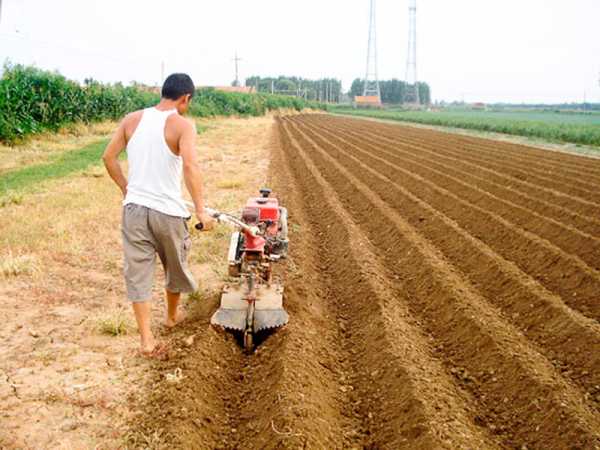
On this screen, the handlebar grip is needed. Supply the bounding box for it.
[195,222,204,231]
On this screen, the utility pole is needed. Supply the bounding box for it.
[0,0,3,26]
[363,0,381,103]
[160,61,165,86]
[404,0,420,105]
[233,52,242,87]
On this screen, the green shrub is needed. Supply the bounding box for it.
[0,63,327,144]
[0,63,159,144]
[189,88,326,118]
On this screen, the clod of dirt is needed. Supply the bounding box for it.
[165,368,184,384]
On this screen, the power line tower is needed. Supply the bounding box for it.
[233,52,242,87]
[404,0,420,105]
[363,0,381,102]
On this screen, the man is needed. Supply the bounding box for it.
[103,73,214,356]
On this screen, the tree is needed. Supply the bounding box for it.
[350,79,364,98]
[348,78,431,105]
[245,76,343,102]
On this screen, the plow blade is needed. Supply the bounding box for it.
[210,283,288,332]
[254,284,288,332]
[210,285,248,331]
[254,309,289,332]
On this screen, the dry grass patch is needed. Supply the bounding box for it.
[95,309,134,336]
[0,252,38,277]
[0,191,24,207]
[216,178,244,189]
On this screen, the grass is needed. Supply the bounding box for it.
[0,139,109,199]
[0,252,37,277]
[334,108,600,148]
[95,309,134,336]
[0,120,116,173]
[216,178,244,189]
[0,191,23,207]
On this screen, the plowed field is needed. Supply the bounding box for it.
[131,114,600,449]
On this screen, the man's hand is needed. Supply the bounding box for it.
[196,212,216,231]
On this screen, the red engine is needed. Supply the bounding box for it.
[241,188,284,252]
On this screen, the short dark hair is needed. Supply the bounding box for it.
[161,73,195,100]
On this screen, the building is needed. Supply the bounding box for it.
[354,95,382,107]
[212,86,257,94]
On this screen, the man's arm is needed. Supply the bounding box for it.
[102,119,128,197]
[179,120,213,227]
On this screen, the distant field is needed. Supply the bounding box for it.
[334,108,600,147]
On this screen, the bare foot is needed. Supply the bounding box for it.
[138,341,169,360]
[165,308,187,329]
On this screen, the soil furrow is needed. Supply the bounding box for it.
[279,119,502,449]
[290,116,600,402]
[391,130,600,193]
[318,117,600,238]
[330,115,600,183]
[295,116,600,404]
[305,119,600,272]
[295,116,600,322]
[383,130,600,202]
[318,116,600,212]
[284,117,600,449]
[130,126,352,450]
[395,124,600,182]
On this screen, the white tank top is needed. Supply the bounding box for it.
[123,107,189,218]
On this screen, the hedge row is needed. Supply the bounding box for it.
[0,63,326,144]
[189,89,322,117]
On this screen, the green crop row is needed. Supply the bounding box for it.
[334,107,600,148]
[0,63,327,145]
[0,64,159,144]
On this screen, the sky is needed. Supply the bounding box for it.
[1,0,599,104]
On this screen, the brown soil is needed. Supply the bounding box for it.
[127,114,600,449]
[0,115,276,449]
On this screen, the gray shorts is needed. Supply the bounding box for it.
[121,203,198,302]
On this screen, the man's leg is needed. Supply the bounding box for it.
[165,289,186,328]
[132,301,155,353]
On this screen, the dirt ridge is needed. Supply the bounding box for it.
[297,117,600,322]
[323,115,600,214]
[343,115,600,184]
[283,115,600,448]
[315,115,600,237]
[280,119,501,449]
[291,117,600,399]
